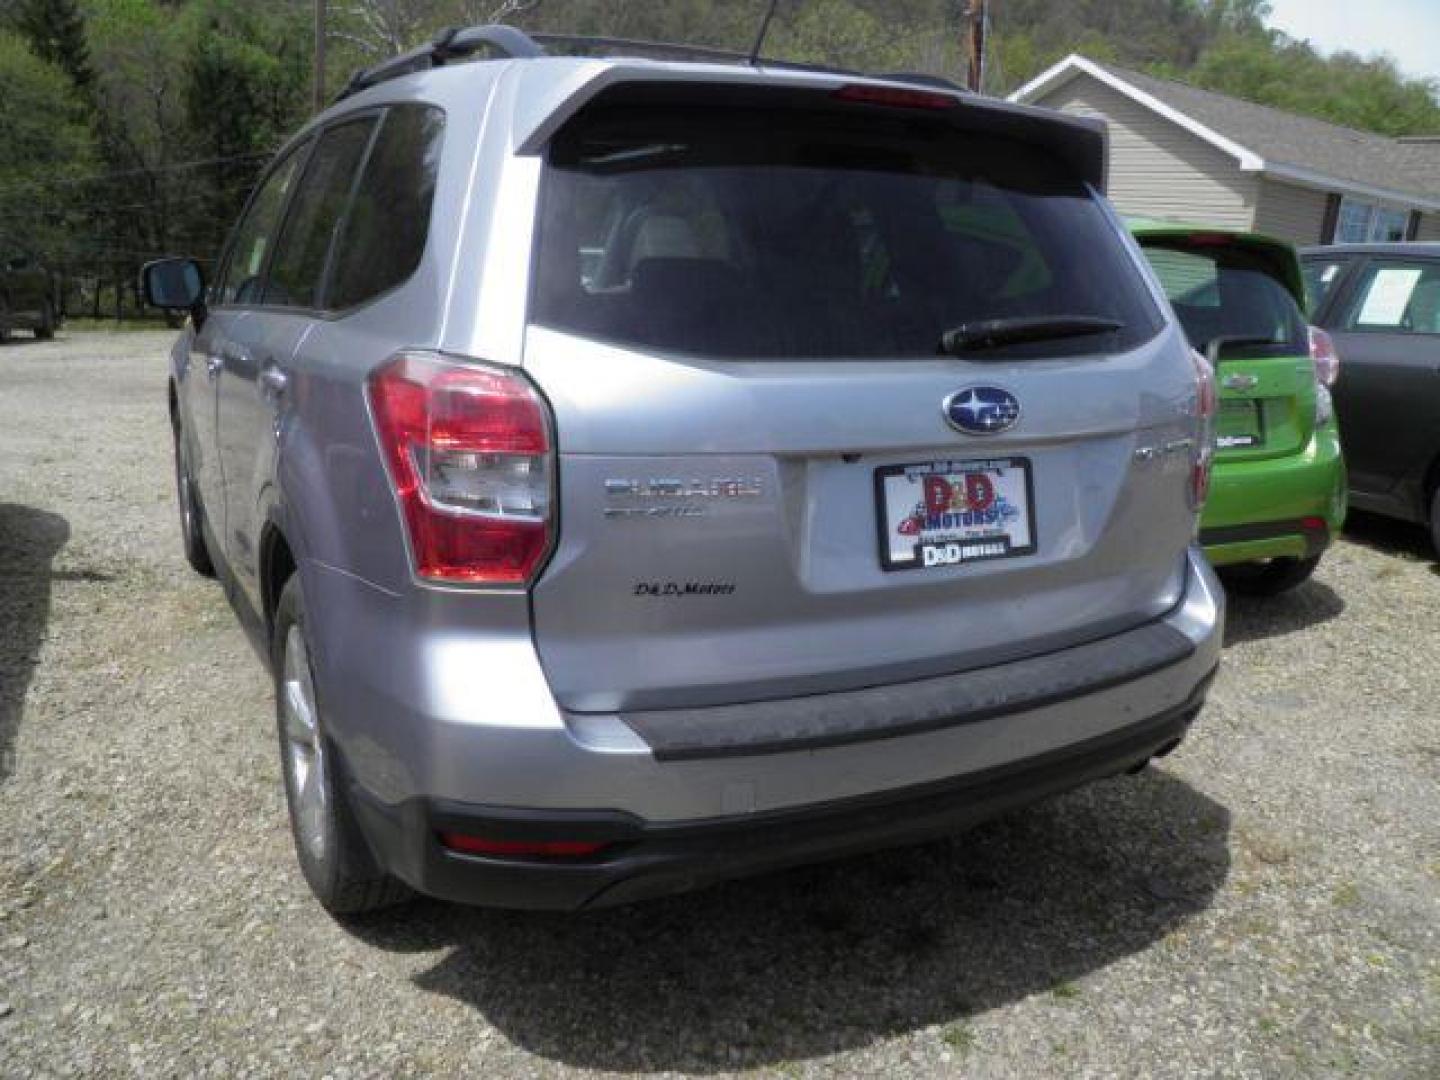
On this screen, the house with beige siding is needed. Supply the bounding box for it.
[1009,55,1440,246]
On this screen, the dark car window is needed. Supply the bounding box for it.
[1301,256,1351,316]
[1341,259,1440,335]
[325,105,445,311]
[1140,241,1308,355]
[263,118,377,309]
[533,105,1162,359]
[215,143,308,306]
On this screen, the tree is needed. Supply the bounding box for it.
[12,0,93,95]
[0,30,96,260]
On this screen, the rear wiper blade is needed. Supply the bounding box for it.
[939,315,1124,355]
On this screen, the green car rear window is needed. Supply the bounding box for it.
[1141,242,1308,356]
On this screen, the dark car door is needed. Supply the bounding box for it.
[1324,255,1440,519]
[216,116,377,609]
[186,143,309,548]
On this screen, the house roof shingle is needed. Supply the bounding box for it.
[1084,61,1440,201]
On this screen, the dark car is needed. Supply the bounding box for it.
[1300,243,1440,552]
[0,248,57,341]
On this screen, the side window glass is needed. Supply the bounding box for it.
[216,146,307,306]
[263,118,376,309]
[1344,261,1440,335]
[326,105,445,310]
[1301,258,1349,316]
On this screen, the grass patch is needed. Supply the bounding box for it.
[1051,981,1082,1001]
[1332,881,1361,909]
[62,318,175,333]
[941,1022,977,1054]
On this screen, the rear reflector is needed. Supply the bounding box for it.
[832,83,958,110]
[1301,517,1327,532]
[439,833,609,859]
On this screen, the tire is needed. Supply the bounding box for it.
[273,577,410,916]
[33,301,54,340]
[171,419,216,577]
[1219,555,1322,597]
[1429,488,1440,560]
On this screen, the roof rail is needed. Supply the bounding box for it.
[334,24,967,103]
[336,24,545,102]
[529,33,860,78]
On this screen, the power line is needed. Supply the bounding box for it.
[0,151,273,196]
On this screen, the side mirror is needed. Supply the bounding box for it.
[142,258,206,315]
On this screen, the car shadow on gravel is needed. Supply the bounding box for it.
[1221,578,1345,647]
[351,771,1229,1072]
[1343,509,1436,567]
[0,503,69,782]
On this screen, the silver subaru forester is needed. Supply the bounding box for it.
[143,26,1223,914]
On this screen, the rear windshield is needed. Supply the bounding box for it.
[531,105,1162,359]
[1141,241,1308,356]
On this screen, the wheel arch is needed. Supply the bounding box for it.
[259,520,298,638]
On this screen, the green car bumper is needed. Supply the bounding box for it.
[1199,421,1347,567]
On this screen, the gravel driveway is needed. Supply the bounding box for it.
[2,331,1436,1078]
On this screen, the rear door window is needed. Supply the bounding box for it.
[1141,241,1308,355]
[1340,259,1440,335]
[533,105,1162,359]
[263,117,377,309]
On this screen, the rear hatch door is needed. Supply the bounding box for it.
[1136,229,1316,461]
[526,87,1200,713]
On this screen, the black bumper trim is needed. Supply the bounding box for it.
[1200,518,1329,558]
[349,669,1215,911]
[619,620,1196,761]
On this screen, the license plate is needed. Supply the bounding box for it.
[875,458,1037,571]
[1216,399,1264,449]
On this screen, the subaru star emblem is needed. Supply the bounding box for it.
[944,386,1021,435]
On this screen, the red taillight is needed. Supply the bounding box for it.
[832,83,958,110]
[1189,347,1217,511]
[1309,326,1340,388]
[367,351,553,585]
[439,832,608,859]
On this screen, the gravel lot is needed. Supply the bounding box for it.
[2,330,1437,1078]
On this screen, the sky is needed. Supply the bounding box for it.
[1265,0,1440,81]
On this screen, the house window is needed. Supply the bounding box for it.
[1336,197,1410,243]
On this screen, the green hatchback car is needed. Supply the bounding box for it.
[1131,221,1347,594]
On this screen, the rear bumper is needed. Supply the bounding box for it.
[333,547,1223,909]
[1201,422,1347,566]
[351,681,1211,910]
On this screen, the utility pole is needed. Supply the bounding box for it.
[964,0,988,94]
[313,0,327,112]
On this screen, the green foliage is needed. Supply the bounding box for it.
[13,0,93,94]
[0,29,95,256]
[0,0,1436,311]
[1180,36,1440,136]
[989,0,1440,136]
